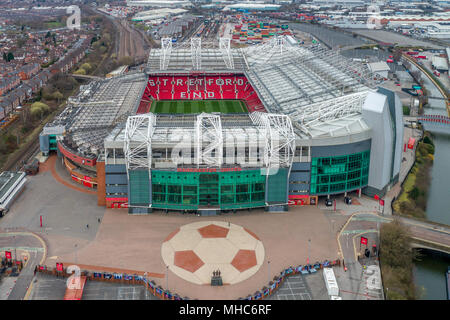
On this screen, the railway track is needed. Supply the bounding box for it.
[2,137,40,172]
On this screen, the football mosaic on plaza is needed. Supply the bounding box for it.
[161,221,265,285]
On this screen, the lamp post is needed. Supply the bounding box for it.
[144,272,148,300]
[74,244,78,265]
[268,260,270,283]
[307,238,311,264]
[166,265,169,290]
[13,235,17,262]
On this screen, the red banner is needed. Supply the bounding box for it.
[5,251,11,259]
[56,263,64,272]
[379,199,385,206]
[360,237,368,245]
[374,194,379,201]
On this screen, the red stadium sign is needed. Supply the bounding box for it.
[360,237,368,245]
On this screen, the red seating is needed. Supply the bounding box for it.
[138,74,267,113]
[136,100,152,114]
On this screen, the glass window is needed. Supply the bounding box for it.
[168,185,181,194]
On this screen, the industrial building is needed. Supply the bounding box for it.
[40,36,403,214]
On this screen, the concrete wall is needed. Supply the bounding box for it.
[362,91,394,195]
[377,87,403,186]
[39,134,49,153]
[311,140,371,158]
[289,162,311,195]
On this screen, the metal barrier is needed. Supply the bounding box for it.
[35,258,341,300]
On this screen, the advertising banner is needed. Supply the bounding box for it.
[361,236,368,245]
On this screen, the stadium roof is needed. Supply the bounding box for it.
[46,73,147,156]
[48,36,377,159]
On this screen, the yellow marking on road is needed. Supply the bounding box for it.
[337,210,379,259]
[23,280,33,301]
[0,232,47,264]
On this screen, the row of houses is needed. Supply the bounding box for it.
[0,63,40,96]
[0,36,92,121]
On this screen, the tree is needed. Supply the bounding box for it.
[80,63,93,73]
[52,91,64,103]
[30,102,50,121]
[380,220,415,269]
[393,49,402,62]
[118,56,134,66]
[74,68,87,75]
[408,187,420,201]
[7,52,14,62]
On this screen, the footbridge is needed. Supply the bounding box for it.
[417,115,450,135]
[399,216,450,255]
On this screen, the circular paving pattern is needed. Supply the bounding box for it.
[161,221,265,285]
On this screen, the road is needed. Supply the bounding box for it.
[0,230,46,300]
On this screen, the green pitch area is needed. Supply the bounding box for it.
[150,100,248,114]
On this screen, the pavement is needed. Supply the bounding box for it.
[268,273,313,300]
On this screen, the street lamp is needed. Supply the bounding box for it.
[74,244,78,265]
[307,238,311,264]
[166,266,169,290]
[13,235,17,262]
[144,272,148,300]
[268,260,270,284]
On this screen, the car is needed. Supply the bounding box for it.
[325,199,333,206]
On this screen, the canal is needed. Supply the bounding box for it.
[410,64,450,300]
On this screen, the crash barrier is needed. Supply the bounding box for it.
[35,259,341,300]
[239,259,341,300]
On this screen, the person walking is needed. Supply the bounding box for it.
[86,224,89,229]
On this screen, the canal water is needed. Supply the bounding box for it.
[409,64,450,300]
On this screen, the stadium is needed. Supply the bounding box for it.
[39,36,403,214]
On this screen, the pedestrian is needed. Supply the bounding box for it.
[98,218,100,223]
[86,224,89,229]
